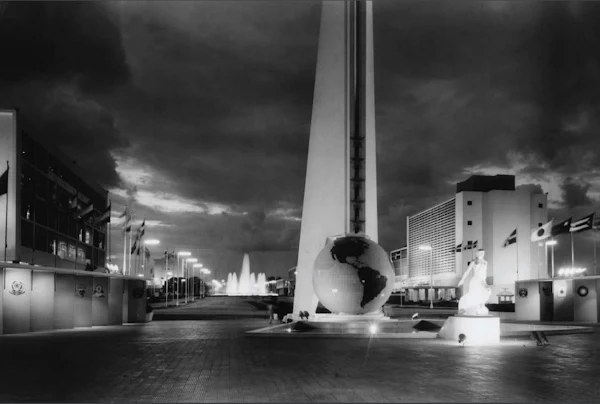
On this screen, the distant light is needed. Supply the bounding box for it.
[167,272,173,276]
[286,328,292,333]
[369,324,378,334]
[546,240,557,246]
[186,258,198,263]
[332,288,338,293]
[178,251,192,256]
[419,245,432,251]
[193,263,203,268]
[144,239,160,245]
[137,274,144,277]
[558,267,586,277]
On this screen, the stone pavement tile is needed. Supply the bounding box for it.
[0,317,599,402]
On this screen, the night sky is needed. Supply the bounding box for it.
[1,1,599,278]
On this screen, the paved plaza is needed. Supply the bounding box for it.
[1,298,599,403]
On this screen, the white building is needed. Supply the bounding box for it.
[403,175,548,303]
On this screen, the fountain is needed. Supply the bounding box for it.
[225,254,269,295]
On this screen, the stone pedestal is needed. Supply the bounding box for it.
[438,315,500,345]
[311,312,392,323]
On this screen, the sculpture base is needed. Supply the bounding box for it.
[438,315,500,345]
[311,312,392,323]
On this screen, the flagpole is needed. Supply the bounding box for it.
[4,161,9,263]
[515,230,519,281]
[571,231,575,269]
[129,224,133,276]
[123,230,126,275]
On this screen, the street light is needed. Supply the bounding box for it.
[193,263,203,299]
[143,239,160,296]
[186,258,198,302]
[176,251,191,306]
[419,245,434,309]
[201,268,211,297]
[166,271,173,308]
[546,239,557,278]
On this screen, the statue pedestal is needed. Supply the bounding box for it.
[438,315,500,345]
[311,312,392,322]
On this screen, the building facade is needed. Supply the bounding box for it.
[0,110,108,270]
[403,175,548,303]
[390,246,407,292]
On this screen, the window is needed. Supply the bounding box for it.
[538,203,544,208]
[467,220,473,226]
[68,242,77,260]
[467,201,472,206]
[21,220,33,248]
[34,199,47,226]
[34,226,47,252]
[85,229,91,245]
[48,232,58,255]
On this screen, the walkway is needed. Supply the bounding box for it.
[0,297,598,402]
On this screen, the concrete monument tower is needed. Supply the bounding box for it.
[293,1,378,318]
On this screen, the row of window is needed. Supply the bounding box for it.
[21,220,106,267]
[21,131,106,214]
[466,200,544,209]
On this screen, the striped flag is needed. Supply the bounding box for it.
[76,203,94,221]
[503,229,517,247]
[94,202,111,226]
[551,217,572,237]
[0,166,7,196]
[570,213,595,233]
[120,206,132,233]
[453,243,462,253]
[472,240,478,249]
[531,219,553,242]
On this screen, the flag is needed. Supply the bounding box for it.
[145,246,151,259]
[121,206,132,233]
[0,166,7,196]
[551,217,572,237]
[472,240,478,249]
[165,250,176,260]
[453,243,462,253]
[593,218,600,231]
[570,213,595,233]
[503,229,517,247]
[76,203,94,221]
[137,219,146,239]
[531,219,553,242]
[94,202,111,226]
[131,239,138,255]
[465,241,473,250]
[69,192,78,212]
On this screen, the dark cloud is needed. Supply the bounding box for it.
[561,177,593,209]
[0,1,132,189]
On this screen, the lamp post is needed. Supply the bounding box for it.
[186,258,198,302]
[177,251,191,306]
[546,239,557,278]
[144,239,160,297]
[166,271,172,308]
[419,245,433,309]
[193,263,203,298]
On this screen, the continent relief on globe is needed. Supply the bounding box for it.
[330,237,388,308]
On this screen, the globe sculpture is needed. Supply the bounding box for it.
[312,235,394,315]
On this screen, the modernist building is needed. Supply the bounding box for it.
[0,110,108,270]
[390,246,407,292]
[402,175,548,303]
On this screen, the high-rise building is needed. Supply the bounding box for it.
[402,175,548,303]
[390,246,408,292]
[0,110,109,270]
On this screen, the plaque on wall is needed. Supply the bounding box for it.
[93,285,105,298]
[76,284,87,298]
[9,281,25,296]
[555,280,567,297]
[518,288,528,298]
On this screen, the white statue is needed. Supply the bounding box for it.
[457,249,492,316]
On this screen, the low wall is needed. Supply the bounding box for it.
[0,264,149,335]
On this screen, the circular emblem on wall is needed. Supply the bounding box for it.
[77,284,87,298]
[132,288,144,299]
[577,286,589,297]
[518,288,528,298]
[9,281,25,296]
[93,285,105,298]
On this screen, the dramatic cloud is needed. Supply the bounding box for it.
[2,0,600,276]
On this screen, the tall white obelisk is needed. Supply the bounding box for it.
[293,1,377,318]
